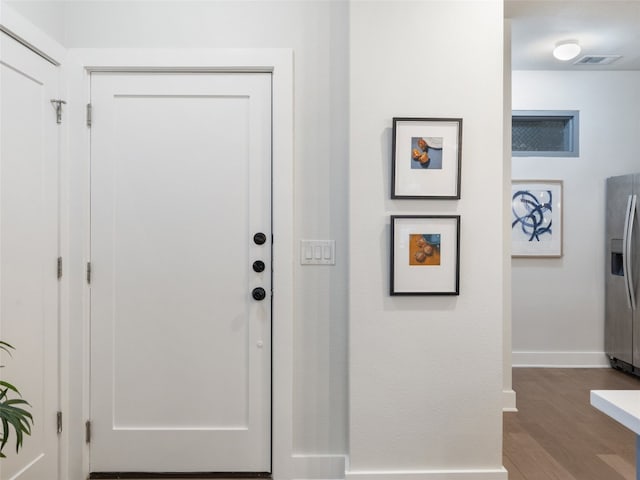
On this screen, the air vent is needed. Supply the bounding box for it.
[574,55,622,65]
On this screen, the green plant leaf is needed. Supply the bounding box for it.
[0,417,9,452]
[0,340,33,457]
[0,381,20,395]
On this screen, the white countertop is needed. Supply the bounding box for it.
[591,390,640,435]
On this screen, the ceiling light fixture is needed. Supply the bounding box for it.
[553,40,581,61]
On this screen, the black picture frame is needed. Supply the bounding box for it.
[390,215,460,295]
[391,117,463,199]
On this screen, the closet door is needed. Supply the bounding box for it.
[0,32,60,480]
[89,72,272,474]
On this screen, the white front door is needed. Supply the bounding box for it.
[0,33,60,480]
[89,72,272,473]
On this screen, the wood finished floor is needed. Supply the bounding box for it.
[505,367,640,480]
[91,368,640,480]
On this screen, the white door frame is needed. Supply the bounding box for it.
[65,48,294,480]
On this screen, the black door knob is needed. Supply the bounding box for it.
[253,260,266,272]
[254,232,267,245]
[252,287,266,301]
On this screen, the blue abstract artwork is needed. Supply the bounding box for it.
[511,189,553,242]
[511,181,562,257]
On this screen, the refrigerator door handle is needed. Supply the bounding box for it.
[627,194,637,310]
[623,194,634,309]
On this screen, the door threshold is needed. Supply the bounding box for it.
[89,473,272,479]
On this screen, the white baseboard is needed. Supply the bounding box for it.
[292,454,347,480]
[502,389,517,412]
[512,351,610,368]
[345,468,508,480]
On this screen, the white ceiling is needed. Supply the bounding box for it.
[507,0,640,70]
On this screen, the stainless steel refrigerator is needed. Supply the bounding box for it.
[606,173,640,373]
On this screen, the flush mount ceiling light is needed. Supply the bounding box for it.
[553,40,581,61]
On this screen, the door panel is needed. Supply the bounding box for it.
[89,72,272,473]
[0,33,60,480]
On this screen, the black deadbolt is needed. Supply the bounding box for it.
[253,260,266,273]
[252,287,267,301]
[253,232,267,245]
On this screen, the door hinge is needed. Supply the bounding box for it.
[50,99,66,124]
[86,262,92,284]
[57,411,63,435]
[86,103,92,128]
[57,257,63,279]
[85,420,91,443]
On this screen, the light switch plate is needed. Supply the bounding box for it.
[300,240,335,265]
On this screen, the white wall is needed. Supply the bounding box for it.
[60,0,350,464]
[63,0,350,460]
[4,0,65,44]
[348,2,506,478]
[503,20,516,411]
[512,70,640,367]
[2,2,511,478]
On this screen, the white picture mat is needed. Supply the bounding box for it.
[511,181,562,257]
[392,217,458,293]
[394,120,460,197]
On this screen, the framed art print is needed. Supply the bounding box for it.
[511,180,563,257]
[390,215,460,295]
[391,117,462,199]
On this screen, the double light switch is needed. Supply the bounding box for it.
[300,240,335,265]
